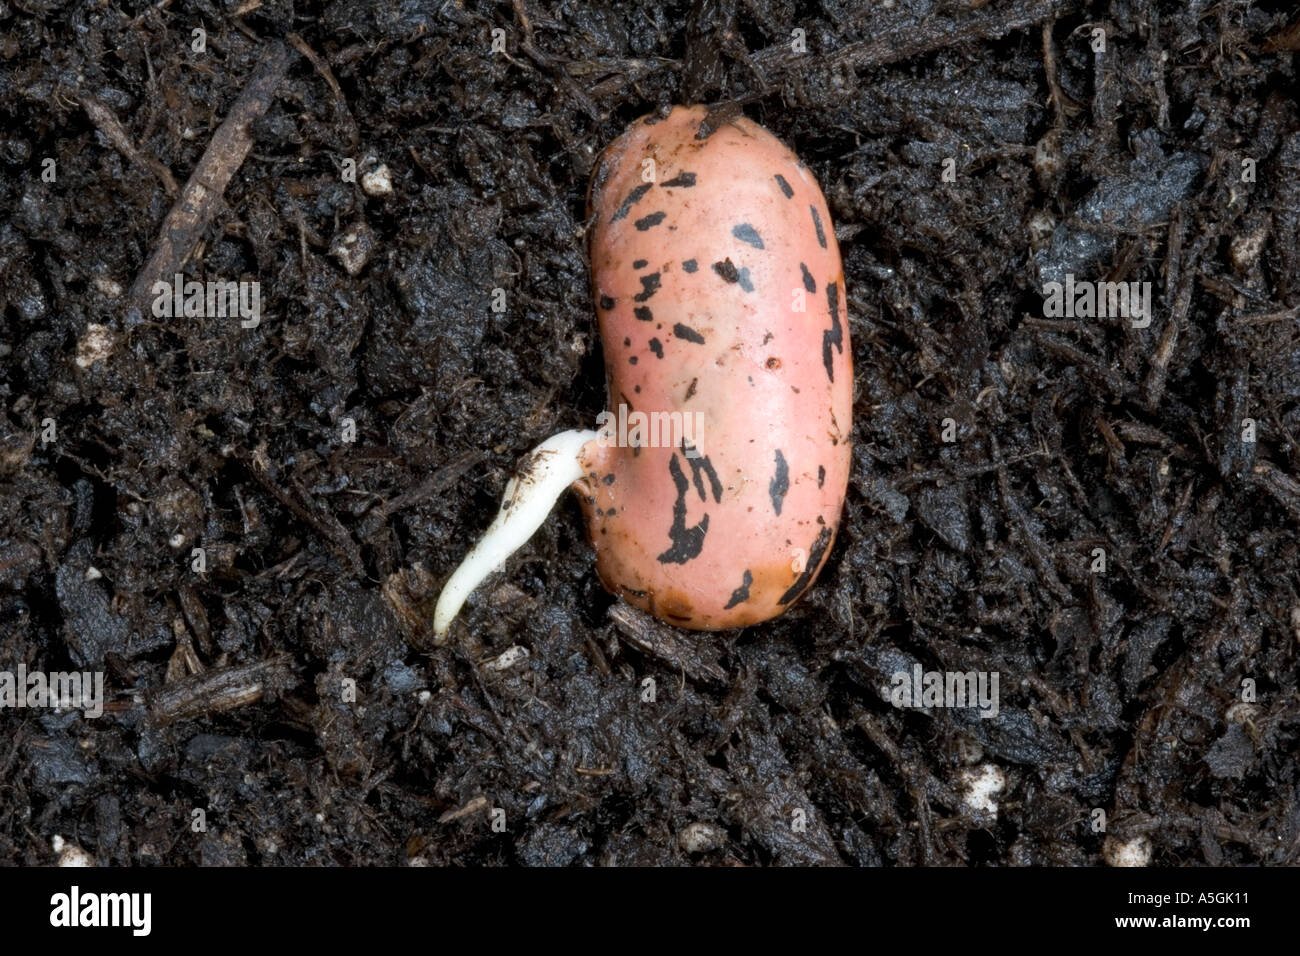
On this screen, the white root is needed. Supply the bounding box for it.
[433,429,598,641]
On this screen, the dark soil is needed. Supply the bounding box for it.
[1,0,1298,866]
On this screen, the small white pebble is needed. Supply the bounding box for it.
[417,690,432,704]
[84,566,102,581]
[330,224,376,276]
[52,835,96,867]
[361,163,393,197]
[75,323,114,369]
[486,645,530,671]
[960,764,1005,815]
[169,533,186,549]
[92,276,124,298]
[1103,835,1152,867]
[678,821,724,854]
[1229,226,1269,271]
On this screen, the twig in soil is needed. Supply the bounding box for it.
[1040,20,1081,122]
[241,449,365,575]
[511,0,600,120]
[1264,16,1300,52]
[1233,304,1300,325]
[177,584,214,657]
[147,655,292,726]
[438,794,489,824]
[1029,330,1134,400]
[608,603,727,686]
[287,32,360,151]
[1156,480,1194,552]
[852,708,942,865]
[378,450,485,518]
[128,41,295,312]
[992,437,1072,602]
[1112,623,1229,816]
[751,0,1077,79]
[1143,221,1204,409]
[76,94,179,196]
[1253,461,1300,523]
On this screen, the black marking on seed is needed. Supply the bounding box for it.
[629,355,638,365]
[634,272,661,302]
[633,259,647,269]
[822,281,844,383]
[649,338,663,358]
[723,569,754,609]
[817,465,825,488]
[810,206,826,248]
[770,450,789,516]
[684,377,698,401]
[733,223,764,249]
[673,323,705,344]
[661,171,696,188]
[599,294,615,310]
[683,440,723,503]
[657,454,709,564]
[778,526,833,604]
[800,263,815,293]
[774,173,794,198]
[634,306,654,321]
[736,267,754,293]
[610,183,652,223]
[604,473,616,485]
[623,337,631,346]
[682,258,698,273]
[635,211,666,231]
